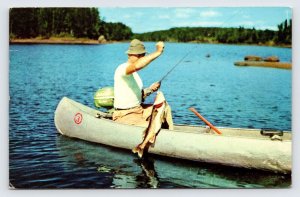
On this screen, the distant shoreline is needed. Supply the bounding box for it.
[10,38,106,45]
[9,38,291,48]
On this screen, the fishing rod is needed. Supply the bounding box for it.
[159,48,193,83]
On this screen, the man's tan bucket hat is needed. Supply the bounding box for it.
[126,39,147,54]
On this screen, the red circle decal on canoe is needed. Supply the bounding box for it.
[74,113,83,124]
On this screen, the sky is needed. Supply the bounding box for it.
[99,7,292,33]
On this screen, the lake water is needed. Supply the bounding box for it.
[9,42,291,188]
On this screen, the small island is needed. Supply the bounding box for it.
[10,37,101,45]
[234,55,292,69]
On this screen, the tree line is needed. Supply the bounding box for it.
[134,19,291,45]
[9,8,291,46]
[9,8,133,41]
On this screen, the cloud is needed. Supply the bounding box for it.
[174,21,223,27]
[123,14,131,19]
[135,12,144,17]
[158,15,171,19]
[100,7,287,33]
[257,26,277,30]
[174,8,195,18]
[200,11,221,18]
[238,21,255,26]
[242,14,250,19]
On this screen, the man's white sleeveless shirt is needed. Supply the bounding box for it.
[114,62,143,109]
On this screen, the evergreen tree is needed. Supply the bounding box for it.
[9,8,132,40]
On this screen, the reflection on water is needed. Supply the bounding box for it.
[55,136,290,189]
[134,158,159,188]
[101,158,159,189]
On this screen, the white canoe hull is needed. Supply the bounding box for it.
[54,97,292,173]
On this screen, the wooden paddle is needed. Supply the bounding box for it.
[189,107,222,135]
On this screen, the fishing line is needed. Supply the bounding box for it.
[219,8,243,28]
[158,8,244,84]
[159,48,193,83]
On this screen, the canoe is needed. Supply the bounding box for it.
[234,61,292,69]
[54,97,292,174]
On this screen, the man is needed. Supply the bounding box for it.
[113,39,173,158]
[112,39,169,127]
